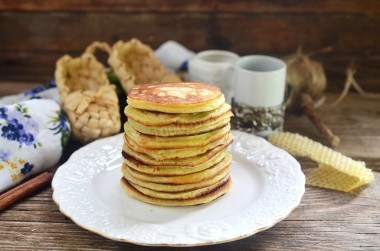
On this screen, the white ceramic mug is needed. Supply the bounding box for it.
[233,55,286,107]
[187,50,239,104]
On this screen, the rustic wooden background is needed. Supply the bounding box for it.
[0,2,379,249]
[0,0,379,91]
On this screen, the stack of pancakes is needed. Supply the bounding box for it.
[120,82,234,206]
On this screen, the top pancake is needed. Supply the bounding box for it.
[124,103,231,126]
[127,82,225,113]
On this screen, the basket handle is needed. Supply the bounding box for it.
[84,41,112,55]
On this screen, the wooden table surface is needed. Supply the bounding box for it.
[0,83,379,250]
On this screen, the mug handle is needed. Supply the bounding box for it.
[283,83,294,107]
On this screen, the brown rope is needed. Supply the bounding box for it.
[328,64,380,108]
[284,46,328,102]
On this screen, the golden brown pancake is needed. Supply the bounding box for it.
[124,122,230,149]
[130,175,229,200]
[124,103,231,126]
[122,135,233,166]
[127,110,233,136]
[127,82,225,113]
[122,163,230,192]
[122,153,231,184]
[123,148,228,176]
[123,132,231,161]
[120,177,232,206]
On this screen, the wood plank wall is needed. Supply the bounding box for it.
[0,0,379,91]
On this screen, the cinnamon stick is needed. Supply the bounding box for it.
[0,172,54,212]
[298,93,340,147]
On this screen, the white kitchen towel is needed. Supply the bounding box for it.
[154,40,195,71]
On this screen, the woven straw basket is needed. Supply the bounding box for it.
[55,42,121,143]
[108,38,181,93]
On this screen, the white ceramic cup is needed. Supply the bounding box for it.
[187,50,239,104]
[233,55,286,107]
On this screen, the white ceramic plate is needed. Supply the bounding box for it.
[52,130,305,246]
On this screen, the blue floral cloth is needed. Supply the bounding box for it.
[0,82,70,192]
[0,80,60,107]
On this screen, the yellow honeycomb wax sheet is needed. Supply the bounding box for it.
[268,132,374,192]
[307,164,361,192]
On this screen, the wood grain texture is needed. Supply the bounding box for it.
[1,12,379,54]
[1,0,379,14]
[0,89,379,250]
[0,169,378,250]
[0,10,379,90]
[285,93,380,159]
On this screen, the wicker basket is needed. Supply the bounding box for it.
[55,41,121,143]
[108,38,181,93]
